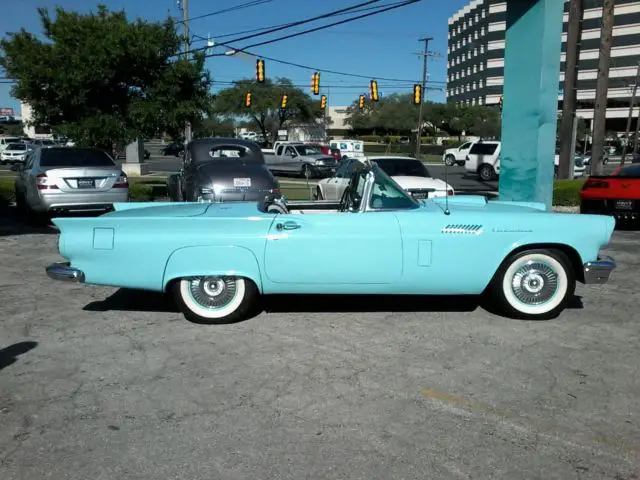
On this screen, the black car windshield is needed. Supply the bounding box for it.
[373,158,431,177]
[367,164,419,210]
[295,145,322,156]
[40,148,116,167]
[616,165,640,178]
[7,143,26,150]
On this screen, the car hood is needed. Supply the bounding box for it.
[305,154,338,162]
[444,148,457,155]
[392,175,451,191]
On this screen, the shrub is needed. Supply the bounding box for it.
[553,179,584,206]
[364,143,445,156]
[358,135,381,143]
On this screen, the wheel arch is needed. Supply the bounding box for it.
[491,243,585,286]
[162,245,263,292]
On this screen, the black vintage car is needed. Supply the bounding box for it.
[167,137,282,202]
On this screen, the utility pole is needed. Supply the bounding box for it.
[182,0,192,144]
[632,105,640,158]
[415,36,432,160]
[619,61,640,166]
[590,0,616,175]
[558,0,584,179]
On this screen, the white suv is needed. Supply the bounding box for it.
[442,141,473,166]
[464,141,501,181]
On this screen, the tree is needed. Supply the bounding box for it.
[213,77,323,141]
[0,5,212,151]
[193,116,235,138]
[0,122,24,136]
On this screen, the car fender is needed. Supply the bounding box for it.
[162,245,263,292]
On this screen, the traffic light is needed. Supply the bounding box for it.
[499,95,503,110]
[256,59,265,83]
[311,72,320,95]
[413,84,422,105]
[320,95,327,109]
[245,92,252,107]
[370,80,379,102]
[358,95,365,109]
[281,94,288,109]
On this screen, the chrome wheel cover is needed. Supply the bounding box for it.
[510,261,559,305]
[188,276,238,309]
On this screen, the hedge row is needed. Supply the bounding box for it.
[0,175,585,207]
[364,144,446,156]
[356,135,464,149]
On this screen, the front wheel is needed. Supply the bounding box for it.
[488,249,575,320]
[444,155,456,167]
[172,276,259,324]
[478,164,497,181]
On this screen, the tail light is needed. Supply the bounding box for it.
[447,189,454,196]
[36,173,58,190]
[582,178,609,190]
[114,172,128,188]
[269,188,280,194]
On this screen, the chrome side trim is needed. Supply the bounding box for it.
[46,262,85,283]
[583,255,616,284]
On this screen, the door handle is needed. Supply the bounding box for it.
[276,221,301,231]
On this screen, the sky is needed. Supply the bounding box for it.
[0,0,469,117]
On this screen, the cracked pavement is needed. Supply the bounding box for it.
[0,224,639,479]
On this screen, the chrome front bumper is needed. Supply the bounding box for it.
[583,255,616,284]
[46,262,85,283]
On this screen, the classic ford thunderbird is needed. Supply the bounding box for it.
[46,161,616,323]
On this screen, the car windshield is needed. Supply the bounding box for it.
[7,143,26,150]
[373,158,431,177]
[296,145,322,156]
[616,165,640,178]
[40,148,116,167]
[353,164,419,210]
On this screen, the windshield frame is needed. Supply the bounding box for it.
[348,163,419,212]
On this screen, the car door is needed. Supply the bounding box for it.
[262,210,403,287]
[456,142,472,161]
[281,146,299,172]
[323,159,353,200]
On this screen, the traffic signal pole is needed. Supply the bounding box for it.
[182,0,192,144]
[415,36,432,160]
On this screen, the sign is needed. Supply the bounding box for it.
[0,108,14,116]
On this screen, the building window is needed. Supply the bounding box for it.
[474,30,478,40]
[482,9,486,18]
[480,44,485,53]
[475,13,479,22]
[467,67,471,76]
[468,34,472,44]
[473,81,477,90]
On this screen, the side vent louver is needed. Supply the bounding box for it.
[441,224,484,235]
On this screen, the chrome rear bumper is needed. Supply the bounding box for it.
[46,262,85,283]
[583,255,616,284]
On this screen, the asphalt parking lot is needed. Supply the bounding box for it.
[1,215,639,479]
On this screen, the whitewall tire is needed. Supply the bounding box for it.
[490,249,575,320]
[172,276,258,324]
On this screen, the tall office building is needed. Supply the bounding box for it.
[446,0,640,131]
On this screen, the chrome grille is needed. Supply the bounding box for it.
[441,224,484,235]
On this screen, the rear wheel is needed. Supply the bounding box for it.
[488,249,575,320]
[172,276,258,324]
[478,164,497,181]
[444,155,456,167]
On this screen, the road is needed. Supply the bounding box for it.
[0,216,639,479]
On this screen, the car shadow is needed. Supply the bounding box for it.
[83,289,584,322]
[0,206,59,236]
[0,341,38,371]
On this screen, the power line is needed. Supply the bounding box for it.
[196,0,421,56]
[175,0,273,25]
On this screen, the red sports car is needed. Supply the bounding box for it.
[580,163,640,224]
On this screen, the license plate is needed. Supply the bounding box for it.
[77,178,95,188]
[233,177,251,187]
[411,192,429,199]
[615,199,634,210]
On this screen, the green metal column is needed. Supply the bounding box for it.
[498,0,565,210]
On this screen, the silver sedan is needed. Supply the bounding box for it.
[13,146,129,216]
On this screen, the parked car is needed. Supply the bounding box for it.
[46,159,616,324]
[443,141,474,166]
[0,142,31,165]
[314,156,454,200]
[161,142,185,157]
[30,139,57,149]
[263,143,338,179]
[166,137,282,203]
[0,136,21,153]
[580,163,640,225]
[12,147,129,218]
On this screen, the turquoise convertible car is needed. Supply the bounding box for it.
[46,161,616,323]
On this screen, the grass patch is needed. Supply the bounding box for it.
[553,179,584,206]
